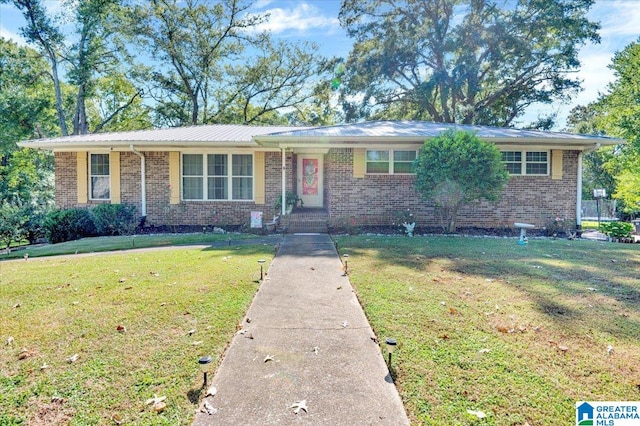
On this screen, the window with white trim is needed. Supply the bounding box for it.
[366,150,417,174]
[501,151,548,175]
[182,154,253,201]
[90,153,110,200]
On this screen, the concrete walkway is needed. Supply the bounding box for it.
[193,234,409,425]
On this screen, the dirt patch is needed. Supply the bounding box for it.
[29,397,75,426]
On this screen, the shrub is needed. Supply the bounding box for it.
[44,208,97,244]
[599,221,633,239]
[91,204,138,236]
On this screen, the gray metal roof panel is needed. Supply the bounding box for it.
[258,120,619,141]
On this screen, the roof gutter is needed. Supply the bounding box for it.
[130,145,147,217]
[576,143,601,229]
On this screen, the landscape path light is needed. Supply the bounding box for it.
[198,355,212,386]
[343,253,349,276]
[385,338,397,366]
[258,259,266,280]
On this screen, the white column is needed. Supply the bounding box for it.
[130,145,146,217]
[281,148,286,216]
[576,151,583,227]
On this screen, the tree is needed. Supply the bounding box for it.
[128,0,334,126]
[569,39,640,215]
[414,130,509,232]
[6,0,146,135]
[338,0,600,125]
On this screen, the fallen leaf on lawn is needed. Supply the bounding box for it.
[188,329,196,336]
[200,400,217,415]
[264,355,274,363]
[18,348,32,360]
[150,272,159,277]
[557,345,569,352]
[485,278,494,282]
[517,325,527,333]
[607,345,614,355]
[449,307,458,315]
[6,336,14,346]
[116,325,126,333]
[153,401,166,412]
[191,341,203,346]
[478,348,491,354]
[586,287,598,291]
[497,326,509,333]
[205,386,217,397]
[290,399,308,414]
[124,286,132,290]
[13,303,21,308]
[534,326,542,332]
[467,409,487,419]
[40,364,50,370]
[119,278,126,283]
[51,396,65,404]
[438,334,450,340]
[145,395,167,406]
[440,301,446,306]
[67,354,79,363]
[111,413,124,424]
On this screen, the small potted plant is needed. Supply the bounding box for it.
[274,191,299,214]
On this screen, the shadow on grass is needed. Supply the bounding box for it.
[187,387,203,405]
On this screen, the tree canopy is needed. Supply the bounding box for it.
[338,0,600,126]
[567,38,640,215]
[414,129,509,232]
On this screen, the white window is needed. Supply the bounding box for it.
[90,153,110,200]
[366,150,416,174]
[182,154,253,201]
[501,151,548,175]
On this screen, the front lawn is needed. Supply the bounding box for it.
[335,235,640,425]
[0,245,273,425]
[0,233,259,260]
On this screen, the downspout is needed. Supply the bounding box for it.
[281,148,286,216]
[577,143,601,232]
[130,145,147,217]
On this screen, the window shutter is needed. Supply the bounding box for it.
[110,151,121,203]
[77,152,88,204]
[353,148,365,178]
[254,152,265,205]
[551,150,563,180]
[169,152,180,204]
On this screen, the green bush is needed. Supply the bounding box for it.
[599,221,633,239]
[44,208,97,244]
[91,204,138,236]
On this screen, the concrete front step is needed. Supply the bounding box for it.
[279,209,329,233]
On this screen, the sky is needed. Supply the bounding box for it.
[1,0,639,130]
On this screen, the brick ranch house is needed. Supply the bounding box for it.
[19,121,620,234]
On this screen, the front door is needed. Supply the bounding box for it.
[297,154,323,208]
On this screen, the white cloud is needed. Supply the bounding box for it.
[593,0,640,39]
[252,2,339,34]
[0,25,26,45]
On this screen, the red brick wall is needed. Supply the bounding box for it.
[324,148,579,230]
[54,148,578,230]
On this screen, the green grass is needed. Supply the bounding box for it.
[0,244,274,425]
[0,233,259,260]
[335,235,640,425]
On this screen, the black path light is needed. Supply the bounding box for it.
[385,338,397,366]
[342,253,349,276]
[258,259,266,280]
[198,355,212,386]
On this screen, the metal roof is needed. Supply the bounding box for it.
[256,120,619,141]
[18,124,311,150]
[19,120,622,151]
